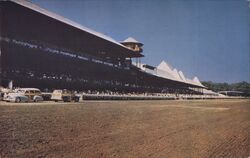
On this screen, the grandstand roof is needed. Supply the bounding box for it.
[172,69,182,81]
[178,71,187,82]
[156,61,176,80]
[135,61,206,88]
[192,77,204,87]
[157,61,173,72]
[121,37,143,46]
[3,0,143,58]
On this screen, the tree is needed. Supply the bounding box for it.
[202,81,250,93]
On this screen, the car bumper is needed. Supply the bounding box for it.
[3,97,16,102]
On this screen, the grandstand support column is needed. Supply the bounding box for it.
[136,57,141,67]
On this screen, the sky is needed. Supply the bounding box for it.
[31,0,250,83]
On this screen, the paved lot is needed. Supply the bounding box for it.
[0,99,250,158]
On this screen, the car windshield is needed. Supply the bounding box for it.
[34,90,41,94]
[53,90,62,93]
[63,90,70,94]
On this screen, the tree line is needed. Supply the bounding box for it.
[202,81,250,94]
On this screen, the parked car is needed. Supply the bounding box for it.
[41,92,52,101]
[4,88,43,102]
[51,89,80,102]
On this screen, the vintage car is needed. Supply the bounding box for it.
[51,89,80,102]
[4,88,43,102]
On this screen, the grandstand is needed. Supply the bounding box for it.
[0,0,208,96]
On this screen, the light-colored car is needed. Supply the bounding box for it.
[3,92,28,102]
[51,89,79,102]
[4,88,43,102]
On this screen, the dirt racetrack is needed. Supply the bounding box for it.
[0,99,250,158]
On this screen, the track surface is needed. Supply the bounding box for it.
[0,99,250,158]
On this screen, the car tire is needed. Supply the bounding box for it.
[15,97,21,103]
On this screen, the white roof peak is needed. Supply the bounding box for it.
[122,37,141,44]
[172,68,182,81]
[178,71,187,82]
[157,60,173,71]
[193,76,201,84]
